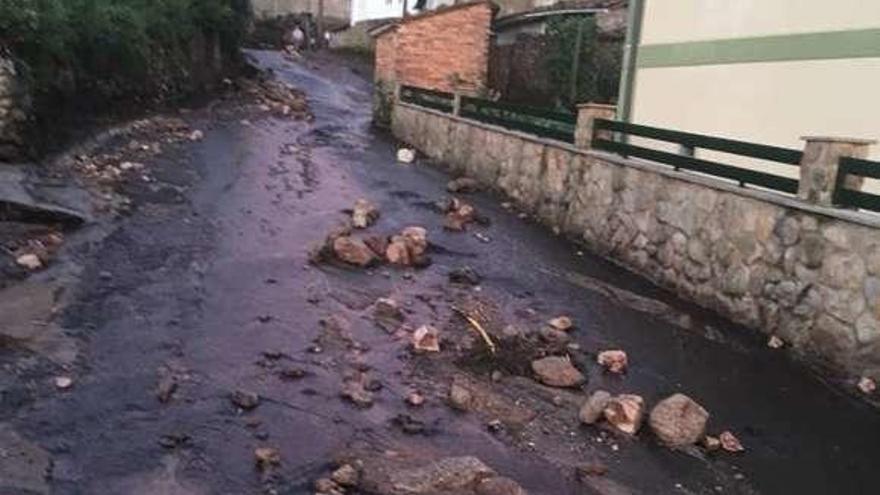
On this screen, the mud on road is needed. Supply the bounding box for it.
[2,50,880,495]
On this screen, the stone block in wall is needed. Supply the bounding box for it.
[513,141,545,211]
[537,147,573,226]
[495,134,524,197]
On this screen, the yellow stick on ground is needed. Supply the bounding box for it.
[452,307,497,355]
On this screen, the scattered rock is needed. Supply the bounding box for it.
[364,235,390,257]
[315,477,342,493]
[447,177,481,194]
[579,390,612,425]
[392,414,429,435]
[15,253,42,270]
[412,325,441,353]
[487,419,504,433]
[648,393,709,447]
[230,390,260,411]
[597,350,628,374]
[449,382,473,411]
[719,431,745,452]
[374,297,405,332]
[406,391,425,407]
[444,201,477,231]
[767,335,785,349]
[254,447,281,470]
[341,379,374,408]
[397,148,416,163]
[531,356,585,388]
[702,435,721,451]
[386,237,412,266]
[449,266,482,286]
[386,226,430,267]
[188,129,204,141]
[402,226,428,256]
[352,199,380,229]
[475,476,528,495]
[603,394,645,435]
[54,376,73,390]
[333,236,379,267]
[331,464,359,487]
[858,376,876,394]
[539,326,570,346]
[548,316,573,331]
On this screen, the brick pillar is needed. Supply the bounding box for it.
[575,103,616,149]
[798,136,876,206]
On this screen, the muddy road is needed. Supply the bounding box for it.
[2,51,880,495]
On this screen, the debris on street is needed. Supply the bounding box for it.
[412,325,441,353]
[15,253,42,270]
[603,394,645,435]
[448,265,482,286]
[333,235,379,267]
[442,198,478,231]
[54,376,73,390]
[648,394,709,447]
[351,198,380,229]
[858,377,876,394]
[254,447,281,470]
[230,389,260,411]
[531,355,585,388]
[767,335,785,349]
[719,431,745,453]
[579,390,612,425]
[597,350,628,374]
[447,176,481,193]
[397,148,416,163]
[547,316,573,332]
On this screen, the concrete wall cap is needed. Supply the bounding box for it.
[577,102,617,110]
[800,136,877,145]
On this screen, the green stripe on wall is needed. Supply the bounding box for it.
[638,28,880,68]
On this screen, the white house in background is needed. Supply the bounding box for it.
[350,0,455,25]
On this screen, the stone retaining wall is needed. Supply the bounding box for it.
[392,102,880,387]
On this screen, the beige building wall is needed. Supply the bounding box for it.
[629,0,880,191]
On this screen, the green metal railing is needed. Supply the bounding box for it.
[592,119,802,194]
[834,157,880,212]
[399,85,454,113]
[459,96,575,143]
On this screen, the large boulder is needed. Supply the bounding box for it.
[531,356,585,388]
[648,393,709,447]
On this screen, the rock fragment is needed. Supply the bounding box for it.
[54,376,73,390]
[767,335,785,349]
[412,325,441,353]
[548,316,573,331]
[341,379,374,408]
[447,177,481,194]
[397,148,416,163]
[531,356,585,388]
[331,464,359,487]
[449,381,473,411]
[476,476,528,495]
[351,198,380,229]
[230,390,260,411]
[15,253,42,270]
[648,393,709,447]
[333,236,378,267]
[579,390,612,425]
[597,350,628,374]
[603,394,645,435]
[449,265,482,285]
[254,447,281,470]
[719,431,745,452]
[858,376,876,394]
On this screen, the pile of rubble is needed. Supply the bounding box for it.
[236,77,311,120]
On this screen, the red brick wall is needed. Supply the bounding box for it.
[373,1,494,95]
[374,29,398,83]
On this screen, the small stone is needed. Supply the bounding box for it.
[397,148,415,163]
[539,327,570,345]
[603,394,645,435]
[531,356,585,388]
[386,238,412,266]
[491,370,503,382]
[487,419,503,433]
[579,390,612,425]
[406,391,425,406]
[548,316,573,331]
[858,377,876,394]
[401,226,429,257]
[315,477,340,492]
[351,198,380,229]
[767,335,785,349]
[449,382,473,411]
[254,447,281,470]
[331,464,359,487]
[719,431,745,452]
[54,376,73,390]
[648,393,710,447]
[156,374,177,403]
[412,325,441,352]
[702,435,721,451]
[188,129,204,141]
[597,350,628,374]
[230,390,260,410]
[16,253,42,270]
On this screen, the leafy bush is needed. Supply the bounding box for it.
[0,0,250,105]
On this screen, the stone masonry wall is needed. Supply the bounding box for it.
[392,102,880,387]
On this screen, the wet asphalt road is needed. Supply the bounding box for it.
[7,51,880,494]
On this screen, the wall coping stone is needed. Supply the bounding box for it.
[397,101,880,230]
[801,136,877,145]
